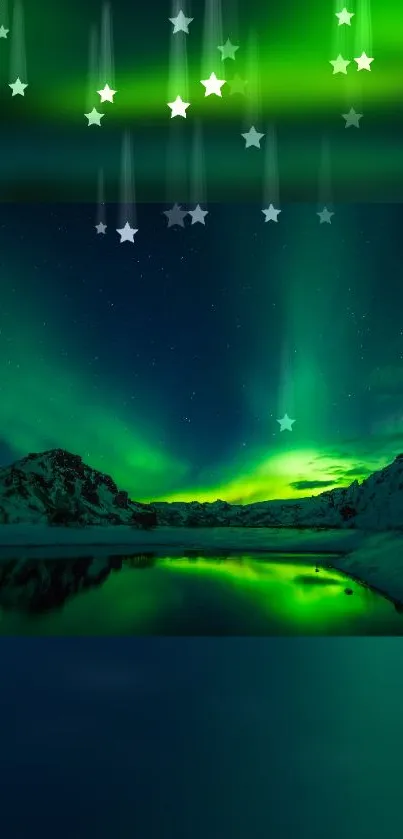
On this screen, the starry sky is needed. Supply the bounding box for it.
[1,201,403,504]
[0,0,403,503]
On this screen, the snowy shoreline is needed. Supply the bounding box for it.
[0,524,402,605]
[0,524,363,554]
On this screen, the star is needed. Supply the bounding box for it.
[188,205,208,224]
[317,207,334,224]
[241,126,265,148]
[228,74,248,95]
[163,203,188,227]
[262,204,281,222]
[354,52,374,71]
[329,54,350,74]
[200,72,226,97]
[335,8,355,25]
[9,77,28,96]
[84,107,104,126]
[116,221,138,243]
[342,107,363,127]
[167,95,190,118]
[217,38,239,60]
[169,10,193,34]
[95,222,107,234]
[0,25,9,38]
[277,414,295,432]
[97,84,117,102]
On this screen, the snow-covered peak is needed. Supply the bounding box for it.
[0,448,156,527]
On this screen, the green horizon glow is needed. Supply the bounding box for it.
[1,0,402,201]
[34,62,403,122]
[5,0,403,121]
[158,448,383,505]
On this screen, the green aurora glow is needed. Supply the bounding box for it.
[0,0,403,200]
[2,198,403,504]
[20,1,403,118]
[0,286,398,503]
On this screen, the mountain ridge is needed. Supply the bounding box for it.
[152,455,403,530]
[0,448,402,531]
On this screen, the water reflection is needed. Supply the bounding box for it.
[0,552,402,635]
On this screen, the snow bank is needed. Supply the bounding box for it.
[329,532,403,605]
[0,523,363,557]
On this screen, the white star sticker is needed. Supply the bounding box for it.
[97,84,117,102]
[200,72,226,97]
[0,25,9,38]
[354,52,374,71]
[167,95,190,118]
[169,10,193,34]
[335,8,355,25]
[9,77,28,96]
[317,207,334,224]
[241,126,265,148]
[116,221,138,243]
[277,414,295,432]
[262,204,281,222]
[95,222,107,234]
[329,54,350,74]
[188,205,208,224]
[84,107,104,126]
[342,107,363,127]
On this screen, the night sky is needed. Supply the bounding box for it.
[2,200,403,503]
[1,0,403,504]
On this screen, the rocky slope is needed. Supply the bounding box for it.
[0,449,156,527]
[153,455,403,531]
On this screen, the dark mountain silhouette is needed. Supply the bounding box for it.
[0,449,156,527]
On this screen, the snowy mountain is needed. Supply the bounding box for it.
[153,455,403,531]
[1,449,403,532]
[0,449,156,527]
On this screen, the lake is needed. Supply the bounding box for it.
[0,551,402,635]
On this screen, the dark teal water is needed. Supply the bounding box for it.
[1,636,403,839]
[0,552,402,635]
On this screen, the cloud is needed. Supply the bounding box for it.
[343,466,373,479]
[289,479,337,491]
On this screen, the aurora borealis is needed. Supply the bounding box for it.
[0,0,402,201]
[1,199,403,504]
[0,0,403,504]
